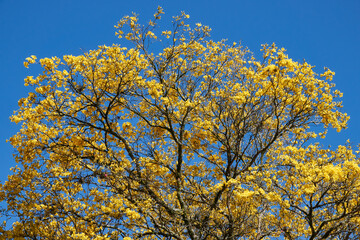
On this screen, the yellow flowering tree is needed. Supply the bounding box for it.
[1,7,360,239]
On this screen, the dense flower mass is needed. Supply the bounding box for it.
[1,7,359,240]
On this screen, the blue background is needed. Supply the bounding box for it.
[1,0,359,183]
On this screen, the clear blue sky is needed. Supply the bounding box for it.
[1,0,359,183]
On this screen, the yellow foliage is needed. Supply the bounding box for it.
[1,8,359,240]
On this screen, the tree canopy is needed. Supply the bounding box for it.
[1,7,360,239]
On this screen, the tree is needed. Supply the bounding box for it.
[1,7,360,239]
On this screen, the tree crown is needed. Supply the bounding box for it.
[1,7,359,240]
